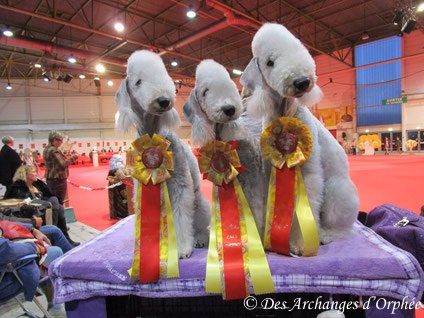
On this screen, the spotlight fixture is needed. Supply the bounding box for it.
[186,7,196,18]
[365,129,370,133]
[401,19,417,34]
[42,72,51,82]
[5,83,12,90]
[79,74,86,79]
[68,56,77,64]
[171,60,178,67]
[3,27,13,37]
[114,22,125,32]
[388,127,393,132]
[34,63,42,68]
[94,77,101,87]
[232,69,243,76]
[417,126,421,129]
[417,3,424,12]
[63,74,73,83]
[361,31,370,40]
[107,80,113,87]
[392,10,404,25]
[95,63,106,73]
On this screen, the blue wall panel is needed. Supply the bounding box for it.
[355,36,402,126]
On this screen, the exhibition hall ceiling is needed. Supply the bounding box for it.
[0,0,422,83]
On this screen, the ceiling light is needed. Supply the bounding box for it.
[6,83,12,90]
[107,80,113,87]
[171,60,178,67]
[186,7,196,19]
[416,126,421,129]
[388,127,393,132]
[365,129,369,133]
[3,28,13,37]
[417,3,424,12]
[34,63,42,68]
[68,56,77,64]
[79,74,86,79]
[114,22,125,32]
[95,63,105,73]
[42,73,51,82]
[361,32,370,40]
[232,69,243,76]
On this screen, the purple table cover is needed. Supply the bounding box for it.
[50,215,424,304]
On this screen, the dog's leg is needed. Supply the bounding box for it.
[319,177,358,244]
[192,194,210,247]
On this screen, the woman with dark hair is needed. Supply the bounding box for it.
[4,165,79,246]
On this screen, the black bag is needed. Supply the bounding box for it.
[18,203,46,219]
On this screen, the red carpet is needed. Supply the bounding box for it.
[67,155,424,231]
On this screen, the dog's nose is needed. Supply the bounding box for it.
[157,97,170,108]
[293,77,311,93]
[222,105,236,117]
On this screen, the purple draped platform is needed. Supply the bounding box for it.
[49,212,424,317]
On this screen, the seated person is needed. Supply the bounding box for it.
[4,166,79,246]
[0,221,73,308]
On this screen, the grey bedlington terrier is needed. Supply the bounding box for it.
[183,59,265,234]
[115,50,210,258]
[241,23,359,245]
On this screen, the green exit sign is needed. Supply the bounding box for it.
[382,96,407,105]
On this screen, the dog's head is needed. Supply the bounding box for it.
[115,50,178,130]
[183,59,243,145]
[241,23,322,116]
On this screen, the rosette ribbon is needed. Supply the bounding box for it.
[198,140,275,300]
[261,117,319,256]
[128,134,179,283]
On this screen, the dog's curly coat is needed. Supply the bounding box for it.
[241,23,359,246]
[115,50,210,258]
[183,59,265,234]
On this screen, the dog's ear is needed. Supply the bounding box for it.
[115,79,135,131]
[184,89,214,146]
[240,58,263,92]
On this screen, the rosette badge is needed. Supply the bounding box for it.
[261,117,319,257]
[128,133,179,284]
[261,117,313,169]
[198,140,243,186]
[132,134,173,185]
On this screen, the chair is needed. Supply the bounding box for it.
[0,254,52,318]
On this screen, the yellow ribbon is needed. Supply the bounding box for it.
[205,180,275,297]
[294,167,320,256]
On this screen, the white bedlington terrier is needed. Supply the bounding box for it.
[183,59,265,234]
[240,23,359,245]
[115,50,210,258]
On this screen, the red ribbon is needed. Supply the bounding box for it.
[139,182,161,283]
[218,182,247,300]
[270,166,296,255]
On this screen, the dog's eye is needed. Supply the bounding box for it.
[267,60,274,67]
[135,79,142,87]
[202,89,209,97]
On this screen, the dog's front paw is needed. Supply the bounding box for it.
[178,244,193,259]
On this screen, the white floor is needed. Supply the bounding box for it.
[0,222,99,318]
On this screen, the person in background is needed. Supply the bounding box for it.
[5,165,79,246]
[420,205,424,217]
[107,155,129,219]
[23,148,39,174]
[43,131,78,206]
[384,137,390,155]
[396,137,401,154]
[0,136,22,192]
